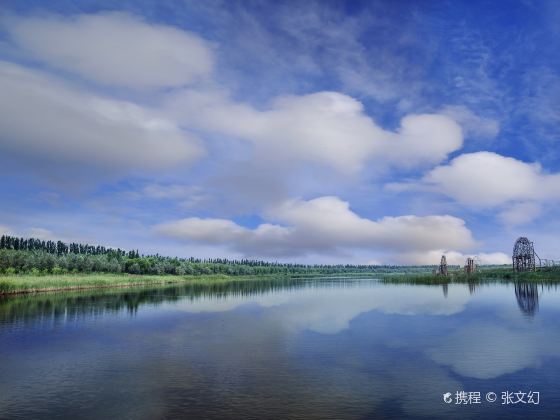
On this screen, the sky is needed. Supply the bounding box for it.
[0,0,559,265]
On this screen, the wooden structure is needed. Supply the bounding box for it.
[512,237,537,272]
[464,257,477,274]
[437,255,448,276]
[512,237,560,271]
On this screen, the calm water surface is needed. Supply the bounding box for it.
[1,278,559,419]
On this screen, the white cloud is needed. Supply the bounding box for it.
[440,105,500,139]
[474,252,511,265]
[389,152,560,210]
[2,13,214,88]
[425,152,543,206]
[499,202,542,226]
[0,61,204,172]
[156,195,476,261]
[394,250,510,266]
[167,89,463,174]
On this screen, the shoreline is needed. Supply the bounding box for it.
[2,269,560,297]
[379,269,560,284]
[0,273,294,296]
[0,278,194,296]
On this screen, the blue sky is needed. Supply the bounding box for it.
[0,0,559,264]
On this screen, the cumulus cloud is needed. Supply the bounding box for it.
[0,61,204,172]
[389,152,560,212]
[167,89,463,174]
[440,105,500,139]
[419,152,560,205]
[156,196,476,261]
[2,13,214,88]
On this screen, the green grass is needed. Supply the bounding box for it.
[0,270,399,295]
[0,273,293,295]
[3,266,560,295]
[380,266,560,285]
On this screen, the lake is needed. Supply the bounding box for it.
[1,278,559,419]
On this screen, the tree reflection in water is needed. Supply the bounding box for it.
[2,278,559,325]
[0,277,307,326]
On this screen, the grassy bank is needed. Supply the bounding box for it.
[0,270,403,295]
[4,266,560,295]
[380,266,560,285]
[0,273,294,295]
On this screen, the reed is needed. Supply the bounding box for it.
[0,273,290,295]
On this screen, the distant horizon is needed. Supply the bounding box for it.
[0,232,515,267]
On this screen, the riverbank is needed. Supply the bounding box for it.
[1,272,395,295]
[3,267,560,295]
[0,273,295,295]
[380,267,560,284]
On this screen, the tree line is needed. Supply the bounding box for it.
[0,235,139,258]
[0,234,435,276]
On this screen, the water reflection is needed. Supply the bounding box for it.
[1,279,557,325]
[0,278,475,334]
[1,278,560,419]
[0,277,305,326]
[441,281,544,316]
[515,283,539,316]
